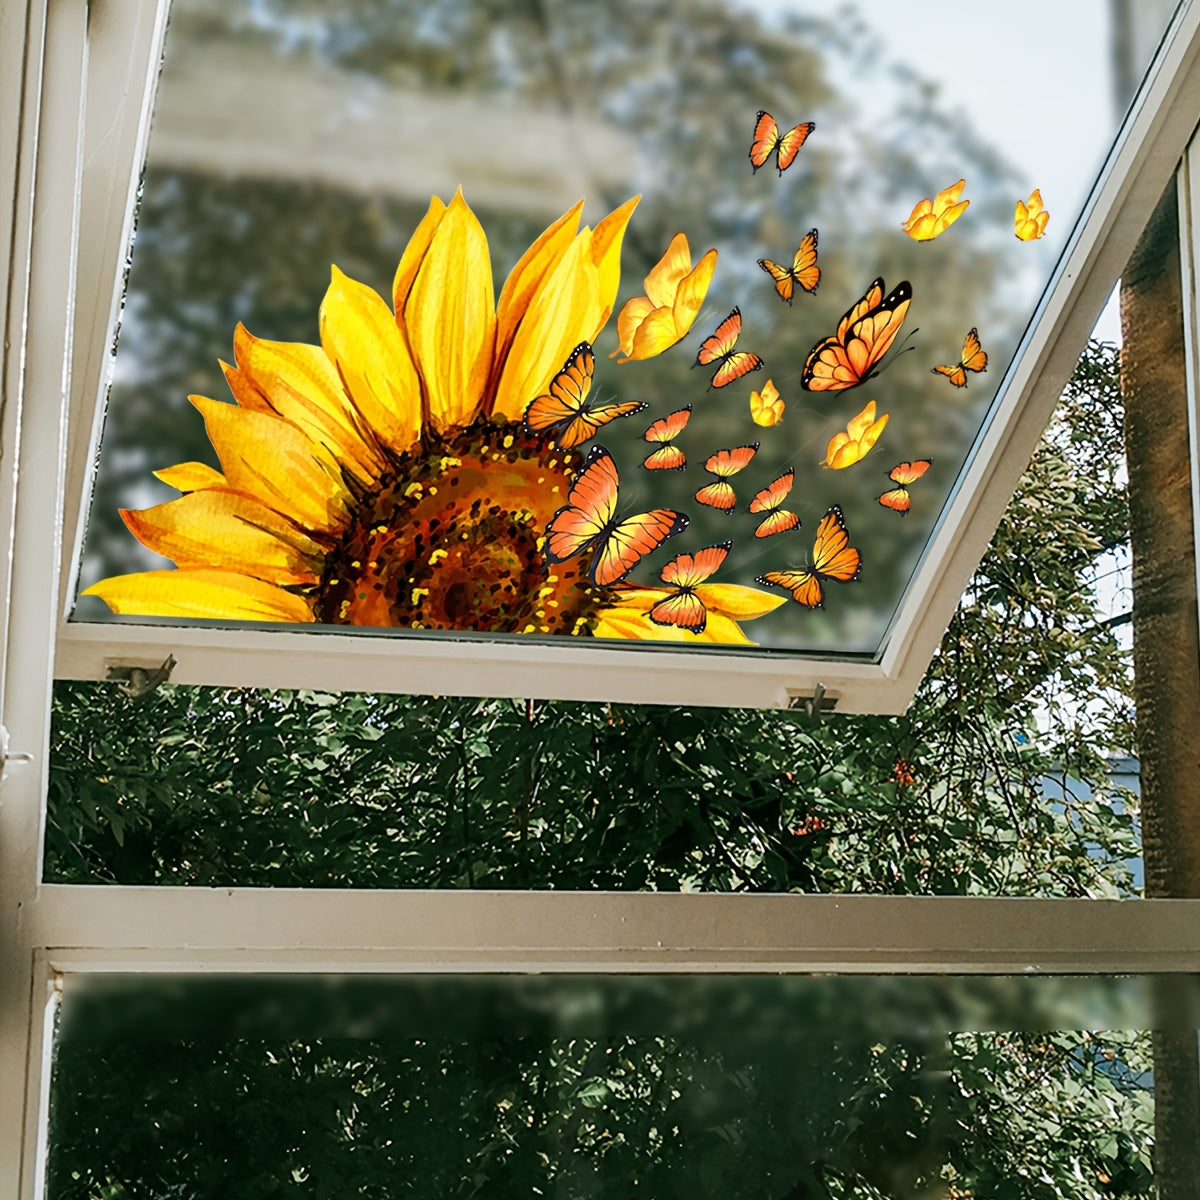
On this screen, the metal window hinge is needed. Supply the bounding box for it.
[0,723,35,773]
[105,653,177,698]
[786,682,836,726]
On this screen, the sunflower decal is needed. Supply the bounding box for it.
[84,190,783,645]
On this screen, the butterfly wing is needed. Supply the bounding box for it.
[774,122,815,172]
[524,343,593,441]
[802,279,912,392]
[888,459,932,486]
[749,111,780,172]
[545,444,619,563]
[593,509,689,587]
[644,407,692,443]
[562,397,647,447]
[878,486,912,514]
[931,363,968,388]
[748,469,795,514]
[696,309,742,366]
[960,328,987,374]
[791,229,820,294]
[811,505,862,583]
[695,481,738,512]
[660,541,730,588]
[648,589,709,634]
[711,351,764,389]
[902,179,968,241]
[757,568,824,608]
[754,509,801,538]
[643,445,686,471]
[704,444,759,477]
[758,257,796,304]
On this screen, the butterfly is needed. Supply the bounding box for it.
[647,541,732,635]
[1015,189,1050,241]
[749,110,815,175]
[695,307,764,389]
[878,459,932,515]
[695,444,759,513]
[901,179,969,241]
[748,469,801,538]
[524,342,646,448]
[800,278,912,392]
[749,379,784,426]
[642,406,692,471]
[757,505,861,608]
[758,229,820,303]
[931,328,987,388]
[546,445,688,587]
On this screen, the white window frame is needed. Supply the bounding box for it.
[4,3,1200,1197]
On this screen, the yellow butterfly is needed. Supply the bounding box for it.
[1015,189,1050,241]
[901,179,969,242]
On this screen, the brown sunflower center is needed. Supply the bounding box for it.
[312,420,598,635]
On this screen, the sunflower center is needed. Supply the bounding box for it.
[312,420,598,635]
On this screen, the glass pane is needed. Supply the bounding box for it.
[46,974,1164,1198]
[71,0,1182,660]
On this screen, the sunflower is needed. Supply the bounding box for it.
[84,191,779,645]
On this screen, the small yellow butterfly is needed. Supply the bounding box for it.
[1015,189,1050,241]
[901,179,969,241]
[749,379,784,427]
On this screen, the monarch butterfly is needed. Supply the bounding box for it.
[758,229,820,303]
[901,179,969,241]
[694,444,758,512]
[748,468,801,538]
[524,342,646,447]
[546,445,688,587]
[931,328,987,388]
[642,406,692,471]
[800,278,912,393]
[878,459,932,515]
[749,110,815,175]
[647,541,732,635]
[695,308,764,389]
[757,505,861,608]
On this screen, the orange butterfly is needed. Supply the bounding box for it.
[931,328,987,387]
[647,541,732,635]
[546,445,688,587]
[800,278,912,393]
[749,110,815,175]
[642,406,691,471]
[758,229,820,303]
[695,307,764,389]
[901,179,969,241]
[878,460,931,515]
[524,342,646,448]
[748,468,801,538]
[757,505,861,608]
[695,444,759,513]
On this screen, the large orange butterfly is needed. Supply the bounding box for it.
[800,278,912,393]
[524,342,645,448]
[748,469,801,538]
[642,406,691,471]
[931,328,987,388]
[749,110,815,174]
[546,445,688,587]
[757,506,861,608]
[695,308,764,389]
[758,229,820,304]
[878,459,932,515]
[695,444,758,513]
[647,541,731,635]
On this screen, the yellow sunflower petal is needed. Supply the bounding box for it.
[693,612,756,645]
[320,266,422,456]
[491,235,600,422]
[695,583,788,621]
[153,462,227,493]
[493,200,584,371]
[121,492,325,585]
[189,396,350,533]
[403,189,498,432]
[82,568,314,622]
[392,195,448,313]
[232,326,386,481]
[588,195,640,329]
